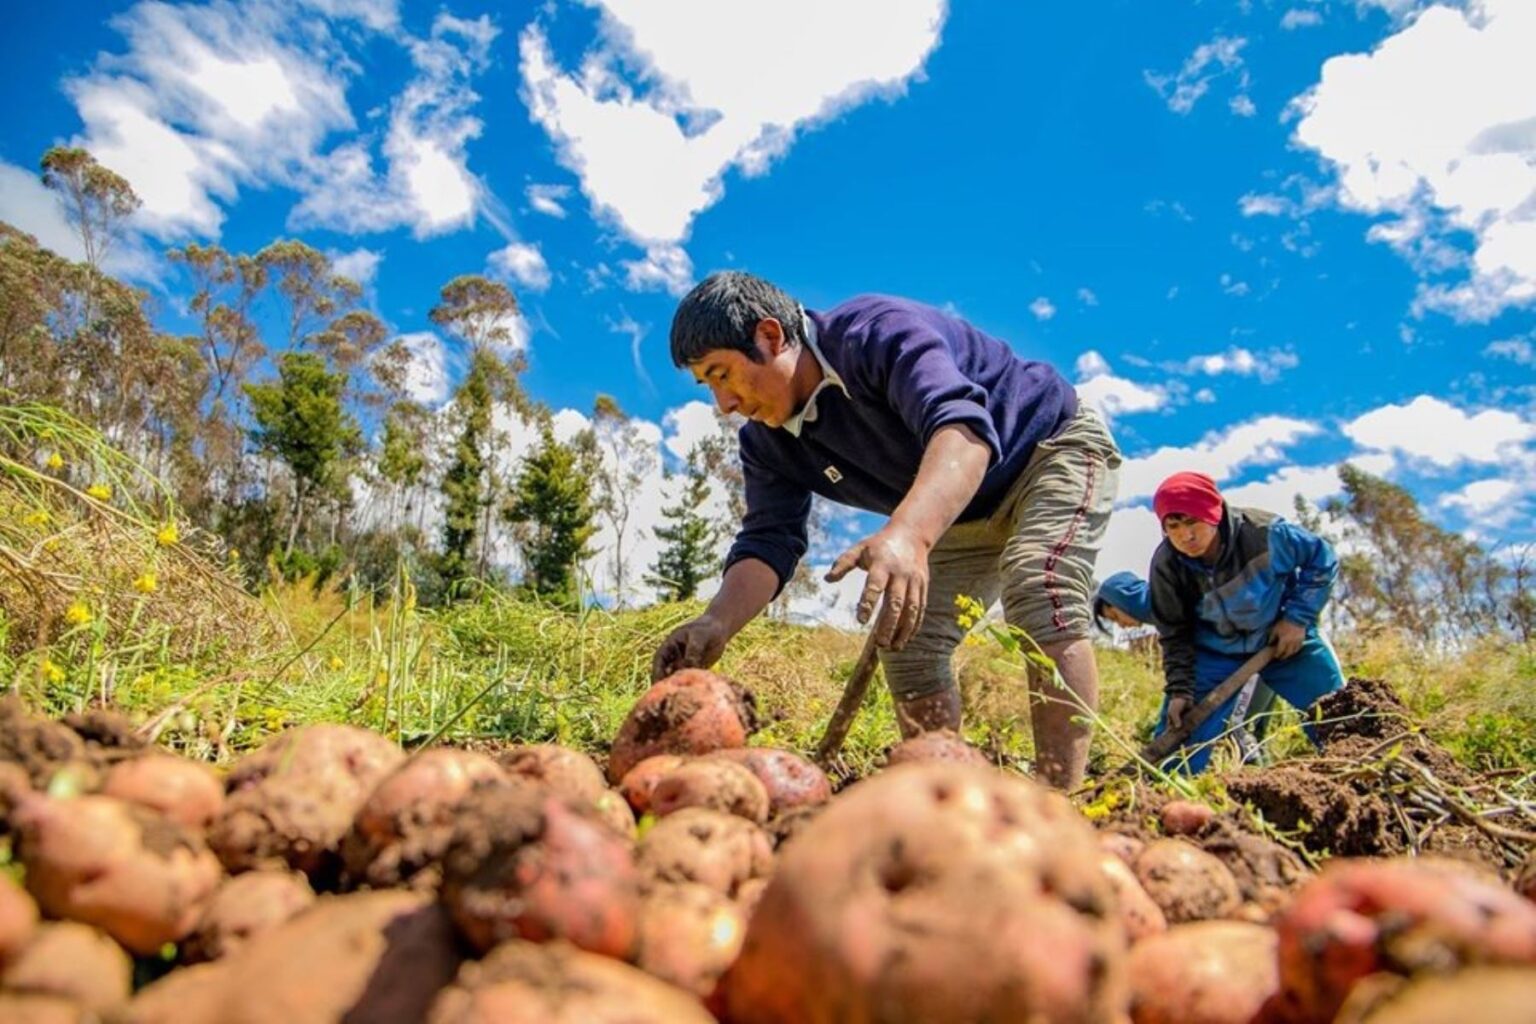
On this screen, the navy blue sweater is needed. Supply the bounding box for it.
[726,295,1077,590]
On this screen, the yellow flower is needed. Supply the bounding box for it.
[64,601,93,626]
[23,510,50,527]
[327,656,345,671]
[43,660,65,685]
[85,483,112,501]
[156,523,180,546]
[45,452,64,470]
[133,572,158,594]
[228,547,240,560]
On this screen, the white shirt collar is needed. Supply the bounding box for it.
[781,309,848,437]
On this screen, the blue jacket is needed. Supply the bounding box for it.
[726,295,1077,592]
[1149,504,1337,697]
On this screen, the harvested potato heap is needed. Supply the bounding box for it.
[2,672,1535,1024]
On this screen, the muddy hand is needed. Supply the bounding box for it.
[651,615,729,681]
[826,525,928,650]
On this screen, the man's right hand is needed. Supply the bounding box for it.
[651,615,731,681]
[1165,694,1195,732]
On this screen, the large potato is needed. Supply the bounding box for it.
[618,754,687,816]
[651,759,770,823]
[103,753,225,831]
[441,783,641,959]
[636,807,775,899]
[428,938,715,1023]
[883,729,990,768]
[496,744,607,804]
[1127,921,1280,1024]
[1133,839,1241,924]
[607,670,756,783]
[1272,857,1536,1023]
[120,891,462,1024]
[720,762,1128,1024]
[340,748,505,891]
[208,724,403,881]
[0,921,132,1015]
[15,794,221,954]
[705,747,832,816]
[635,882,747,998]
[181,869,316,963]
[1349,966,1536,1024]
[1099,852,1166,942]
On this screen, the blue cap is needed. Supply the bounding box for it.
[1095,571,1151,625]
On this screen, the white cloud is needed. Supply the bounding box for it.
[0,159,157,279]
[1229,94,1257,118]
[1222,464,1350,514]
[1076,287,1099,307]
[662,400,729,460]
[1145,35,1249,115]
[622,243,694,296]
[1220,273,1251,297]
[1073,351,1168,422]
[526,182,571,218]
[392,331,451,406]
[1178,346,1299,383]
[1097,505,1162,582]
[1239,192,1289,217]
[608,312,653,389]
[1281,9,1324,30]
[329,247,382,287]
[1029,296,1057,321]
[1343,395,1535,468]
[1486,337,1534,365]
[1440,477,1520,520]
[1118,415,1322,503]
[518,0,946,254]
[489,241,552,292]
[1292,0,1536,321]
[1194,387,1216,403]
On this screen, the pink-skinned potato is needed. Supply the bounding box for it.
[1098,831,1145,867]
[428,938,715,1024]
[103,753,224,830]
[340,748,505,891]
[441,783,641,959]
[1099,852,1167,942]
[607,670,757,784]
[883,729,991,768]
[651,759,770,823]
[1270,857,1536,1023]
[496,744,607,804]
[15,794,221,954]
[635,882,747,998]
[181,869,315,963]
[636,807,775,899]
[1,921,131,1015]
[208,724,403,880]
[618,755,687,816]
[1127,921,1280,1024]
[1133,839,1242,925]
[0,871,39,966]
[720,762,1128,1024]
[705,747,832,816]
[119,890,462,1024]
[1159,800,1214,837]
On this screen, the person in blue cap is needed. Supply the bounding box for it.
[1093,570,1278,766]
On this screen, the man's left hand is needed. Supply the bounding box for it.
[826,524,930,650]
[1270,619,1306,659]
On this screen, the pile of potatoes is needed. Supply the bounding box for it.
[0,676,1533,1023]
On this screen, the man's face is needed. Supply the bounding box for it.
[1102,604,1143,629]
[1162,513,1219,559]
[688,319,796,427]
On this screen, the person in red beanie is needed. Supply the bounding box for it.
[1146,471,1346,773]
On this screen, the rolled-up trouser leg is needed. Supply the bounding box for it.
[878,519,1003,704]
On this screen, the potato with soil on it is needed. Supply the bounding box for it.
[618,754,687,816]
[0,696,97,791]
[207,724,403,881]
[428,938,716,1024]
[119,890,463,1024]
[1098,831,1145,867]
[180,869,316,963]
[1098,852,1166,942]
[1159,800,1214,837]
[607,669,757,784]
[1127,921,1280,1024]
[1272,857,1536,1024]
[15,794,221,954]
[1343,966,1536,1024]
[592,788,637,838]
[883,729,991,768]
[705,747,832,816]
[0,872,39,966]
[1133,839,1242,925]
[441,783,641,959]
[496,744,607,804]
[339,747,505,891]
[720,762,1128,1024]
[103,753,225,830]
[1,921,133,1015]
[635,882,747,998]
[1196,820,1310,917]
[637,807,775,899]
[766,803,824,850]
[651,759,770,823]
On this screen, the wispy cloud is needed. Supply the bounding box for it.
[526,182,571,218]
[1029,296,1057,321]
[1145,35,1249,115]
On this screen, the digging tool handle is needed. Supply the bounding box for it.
[1140,646,1276,765]
[814,629,883,766]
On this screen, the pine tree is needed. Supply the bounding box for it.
[505,423,597,608]
[649,448,723,602]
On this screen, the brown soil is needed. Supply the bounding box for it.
[0,697,93,790]
[61,708,146,756]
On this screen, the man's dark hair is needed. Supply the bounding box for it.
[669,270,804,367]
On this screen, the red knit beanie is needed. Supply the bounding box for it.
[1153,471,1223,525]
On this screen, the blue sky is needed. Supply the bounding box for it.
[2,0,1533,616]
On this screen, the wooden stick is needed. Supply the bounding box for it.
[814,628,883,766]
[1140,646,1276,765]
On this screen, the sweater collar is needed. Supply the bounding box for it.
[781,308,849,437]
